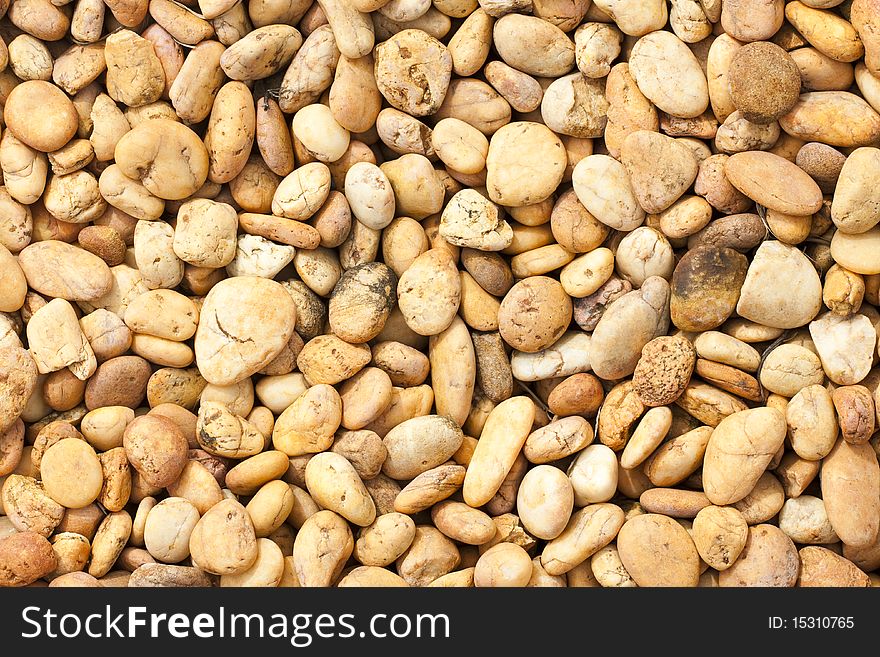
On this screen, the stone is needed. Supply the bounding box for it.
[439,189,512,251]
[736,241,823,329]
[670,246,748,331]
[194,277,296,386]
[809,313,876,385]
[724,151,823,215]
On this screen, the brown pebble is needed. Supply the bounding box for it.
[728,42,802,124]
[719,524,799,587]
[670,246,748,332]
[77,225,127,266]
[128,563,215,587]
[55,504,104,541]
[687,214,767,253]
[632,335,696,407]
[0,420,24,477]
[832,385,875,445]
[694,359,763,402]
[43,369,87,412]
[547,373,604,417]
[123,414,189,488]
[639,488,712,519]
[85,356,153,410]
[796,143,846,194]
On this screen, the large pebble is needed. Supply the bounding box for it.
[821,440,880,548]
[124,414,188,488]
[621,130,698,214]
[694,332,761,372]
[493,15,574,77]
[189,498,258,575]
[721,0,784,43]
[2,475,65,537]
[670,246,748,332]
[787,385,839,461]
[115,119,209,200]
[510,331,591,382]
[486,122,566,208]
[567,444,617,505]
[26,299,96,379]
[644,426,713,487]
[692,506,748,571]
[85,356,152,410]
[344,162,395,230]
[463,396,534,508]
[272,384,341,456]
[329,262,397,344]
[0,246,26,313]
[498,277,572,353]
[809,313,876,385]
[617,513,700,587]
[798,546,871,587]
[572,154,644,231]
[434,341,478,424]
[632,335,696,407]
[439,190,512,251]
[383,415,463,481]
[0,531,57,586]
[220,25,302,81]
[724,151,823,215]
[297,336,371,385]
[590,276,670,380]
[40,438,103,509]
[830,226,880,274]
[305,452,376,527]
[703,407,787,505]
[4,81,78,152]
[593,0,667,36]
[759,345,824,398]
[728,42,801,124]
[517,465,573,540]
[778,496,838,545]
[374,29,452,117]
[780,91,880,148]
[144,497,200,563]
[540,73,608,138]
[830,147,880,234]
[17,241,112,302]
[719,524,799,587]
[397,249,461,336]
[540,503,624,576]
[0,346,38,433]
[735,241,823,329]
[272,163,331,221]
[629,31,709,119]
[194,277,296,385]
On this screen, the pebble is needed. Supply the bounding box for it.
[809,313,876,385]
[736,241,823,329]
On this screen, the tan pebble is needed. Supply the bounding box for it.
[798,546,871,587]
[40,439,103,509]
[719,524,799,587]
[0,531,57,586]
[616,513,700,587]
[702,407,787,505]
[189,498,258,575]
[692,506,749,571]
